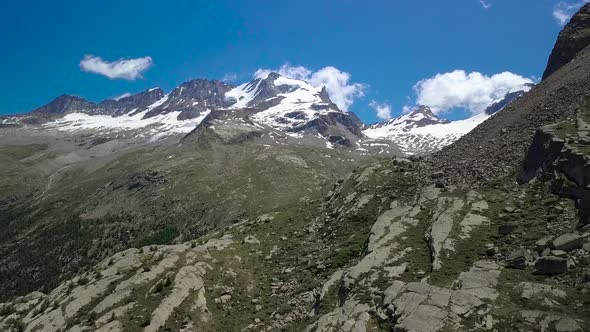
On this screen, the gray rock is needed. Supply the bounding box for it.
[503,206,516,213]
[243,235,260,245]
[534,256,568,275]
[485,243,497,256]
[555,317,582,331]
[535,237,552,252]
[552,233,584,251]
[550,250,568,257]
[582,242,590,253]
[506,249,533,269]
[519,282,567,299]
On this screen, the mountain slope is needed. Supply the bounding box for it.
[426,33,590,185]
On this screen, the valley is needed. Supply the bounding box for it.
[0,3,590,332]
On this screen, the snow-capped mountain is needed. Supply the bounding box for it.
[226,72,337,129]
[8,72,378,150]
[363,88,530,155]
[484,87,530,115]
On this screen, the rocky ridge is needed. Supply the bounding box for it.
[543,3,590,80]
[6,72,372,151]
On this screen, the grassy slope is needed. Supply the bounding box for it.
[0,138,377,301]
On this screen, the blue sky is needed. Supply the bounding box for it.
[0,0,583,123]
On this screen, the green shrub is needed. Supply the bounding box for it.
[137,225,180,247]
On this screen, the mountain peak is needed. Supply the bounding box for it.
[265,72,281,81]
[543,3,590,80]
[407,105,437,118]
[31,94,96,117]
[395,105,448,128]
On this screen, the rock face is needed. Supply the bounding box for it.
[518,120,590,227]
[543,3,590,80]
[98,88,166,116]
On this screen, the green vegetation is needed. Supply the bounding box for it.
[136,225,180,247]
[0,139,374,302]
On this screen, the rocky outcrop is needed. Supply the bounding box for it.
[518,119,590,227]
[0,236,233,332]
[381,261,501,332]
[543,3,590,80]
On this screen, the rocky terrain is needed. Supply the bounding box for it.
[1,4,590,332]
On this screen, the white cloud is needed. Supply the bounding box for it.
[402,105,413,114]
[369,101,392,120]
[113,92,132,101]
[253,64,365,112]
[479,0,492,9]
[79,55,153,80]
[553,1,589,25]
[221,73,238,83]
[413,70,533,115]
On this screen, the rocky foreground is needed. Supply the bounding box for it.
[0,155,589,331]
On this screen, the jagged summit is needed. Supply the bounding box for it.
[31,94,98,118]
[98,88,166,117]
[543,3,590,80]
[12,72,374,150]
[372,106,450,131]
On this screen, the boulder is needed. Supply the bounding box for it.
[534,256,568,275]
[550,250,568,258]
[505,249,533,269]
[582,242,590,253]
[551,233,584,251]
[555,317,582,332]
[485,243,498,256]
[243,235,260,245]
[535,237,551,252]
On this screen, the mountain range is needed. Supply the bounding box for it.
[3,69,529,156]
[1,4,590,332]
